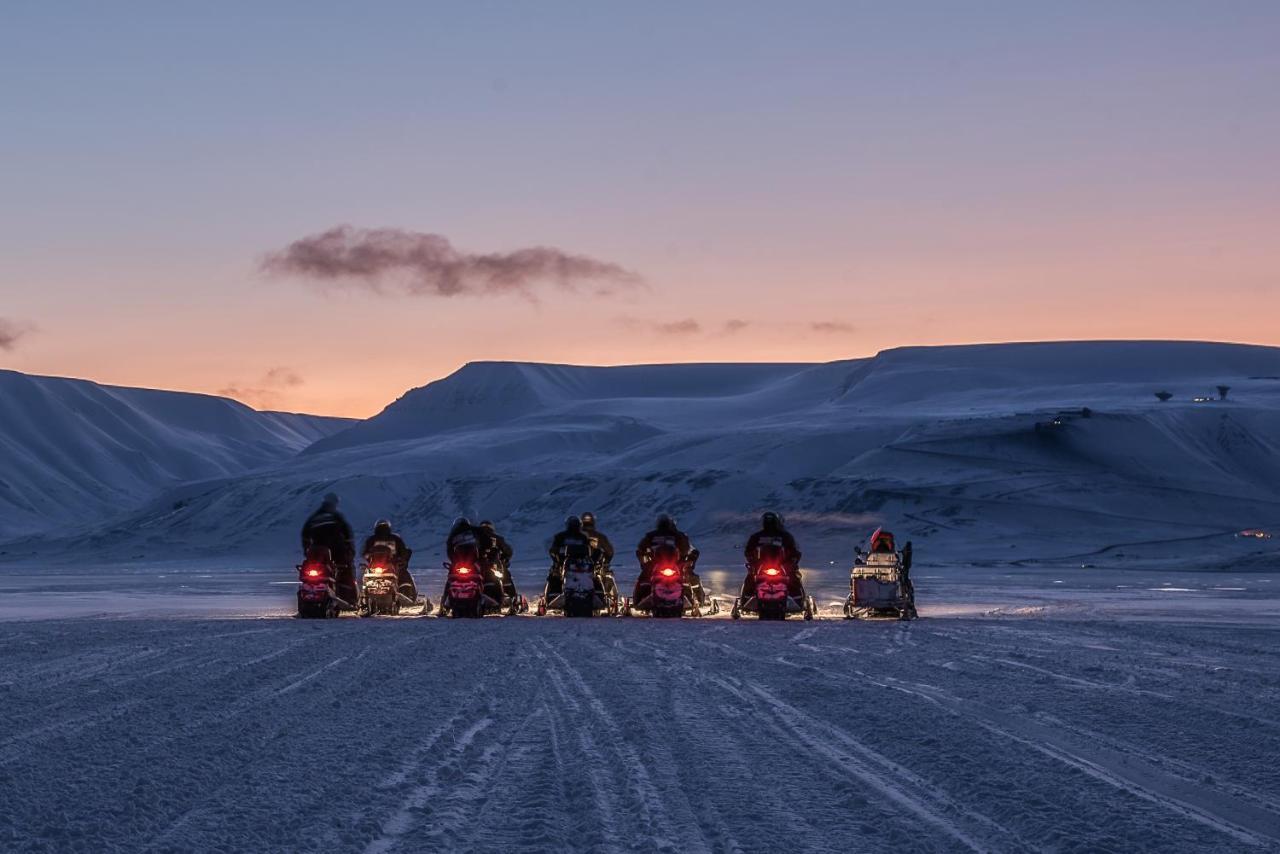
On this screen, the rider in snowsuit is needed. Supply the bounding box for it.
[580,511,618,600]
[741,511,802,600]
[479,520,518,600]
[634,514,705,606]
[362,518,416,601]
[546,515,595,602]
[443,516,502,606]
[301,493,357,606]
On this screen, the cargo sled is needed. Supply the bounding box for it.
[844,528,917,621]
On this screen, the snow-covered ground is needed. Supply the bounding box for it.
[3,563,1280,852]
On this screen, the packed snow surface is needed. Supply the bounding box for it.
[2,564,1279,853]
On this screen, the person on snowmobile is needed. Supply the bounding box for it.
[479,519,518,600]
[362,518,416,600]
[741,511,802,600]
[444,516,496,603]
[546,515,596,601]
[580,511,619,599]
[301,493,357,606]
[634,514,705,605]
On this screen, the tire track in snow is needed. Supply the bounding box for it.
[364,716,495,854]
[634,637,1023,852]
[534,641,632,850]
[0,699,146,766]
[866,675,1280,848]
[539,638,710,854]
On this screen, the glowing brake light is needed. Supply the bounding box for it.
[455,566,471,575]
[306,568,321,578]
[763,567,780,576]
[659,567,677,578]
[370,566,386,574]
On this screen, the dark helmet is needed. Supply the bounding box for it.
[374,518,393,535]
[564,515,582,533]
[761,511,782,532]
[479,520,495,531]
[450,516,471,534]
[655,514,676,533]
[580,511,596,530]
[321,492,340,510]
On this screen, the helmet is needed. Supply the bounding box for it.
[451,516,471,534]
[564,515,582,533]
[761,511,782,532]
[374,518,392,535]
[655,514,675,533]
[322,492,340,510]
[479,520,495,531]
[580,511,596,529]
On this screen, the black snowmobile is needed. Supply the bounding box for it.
[440,556,523,618]
[731,543,815,621]
[296,545,355,618]
[537,554,619,617]
[624,547,717,618]
[844,528,917,620]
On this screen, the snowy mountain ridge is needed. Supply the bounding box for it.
[0,370,353,540]
[8,340,1279,569]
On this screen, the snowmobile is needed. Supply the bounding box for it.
[295,545,354,618]
[537,555,618,617]
[624,548,718,618]
[439,558,522,618]
[731,558,815,621]
[844,528,916,621]
[358,544,431,617]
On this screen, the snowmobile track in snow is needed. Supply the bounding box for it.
[3,615,1280,852]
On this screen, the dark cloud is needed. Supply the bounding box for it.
[262,226,641,299]
[722,319,750,334]
[0,318,31,351]
[809,321,855,334]
[219,366,304,409]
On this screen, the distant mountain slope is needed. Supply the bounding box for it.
[304,361,816,454]
[0,370,352,539]
[25,340,1280,570]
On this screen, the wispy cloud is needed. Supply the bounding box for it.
[657,319,701,335]
[616,316,704,335]
[617,317,852,338]
[263,226,642,299]
[219,366,304,410]
[0,318,32,351]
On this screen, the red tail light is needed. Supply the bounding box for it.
[455,566,471,575]
[763,567,780,576]
[659,567,677,578]
[306,567,321,578]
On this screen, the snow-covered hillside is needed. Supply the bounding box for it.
[19,341,1280,570]
[0,370,352,540]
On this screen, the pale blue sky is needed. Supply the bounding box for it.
[2,2,1277,414]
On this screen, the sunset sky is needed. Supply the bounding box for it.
[2,2,1277,417]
